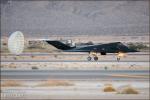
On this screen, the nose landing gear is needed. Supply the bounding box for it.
[117,57,120,62]
[116,52,126,62]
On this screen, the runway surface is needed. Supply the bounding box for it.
[2,70,149,81]
[2,52,149,56]
[1,60,148,63]
[1,60,149,62]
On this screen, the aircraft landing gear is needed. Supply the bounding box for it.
[87,56,92,61]
[87,51,98,61]
[94,56,98,61]
[116,52,125,62]
[117,57,120,62]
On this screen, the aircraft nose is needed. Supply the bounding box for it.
[128,48,139,52]
[119,46,138,52]
[133,49,139,52]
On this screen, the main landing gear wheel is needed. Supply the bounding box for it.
[87,51,99,61]
[117,57,120,62]
[94,56,98,61]
[87,56,92,61]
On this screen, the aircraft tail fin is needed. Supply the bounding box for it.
[46,40,73,50]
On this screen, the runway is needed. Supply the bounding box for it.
[2,52,149,56]
[1,60,149,62]
[2,70,149,81]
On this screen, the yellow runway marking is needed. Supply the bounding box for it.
[111,74,149,78]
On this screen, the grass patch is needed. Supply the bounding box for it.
[117,85,139,94]
[36,80,74,87]
[103,84,116,92]
[1,80,23,87]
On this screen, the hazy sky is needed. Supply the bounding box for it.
[1,0,149,37]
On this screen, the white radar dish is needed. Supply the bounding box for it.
[8,31,24,55]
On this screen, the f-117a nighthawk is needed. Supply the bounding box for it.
[46,40,138,61]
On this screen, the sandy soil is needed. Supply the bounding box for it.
[29,35,149,43]
[1,80,149,99]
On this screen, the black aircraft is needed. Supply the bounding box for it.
[45,40,138,61]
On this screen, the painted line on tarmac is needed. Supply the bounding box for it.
[110,74,149,78]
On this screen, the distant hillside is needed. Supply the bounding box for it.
[1,0,149,37]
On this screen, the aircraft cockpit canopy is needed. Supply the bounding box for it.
[64,39,76,47]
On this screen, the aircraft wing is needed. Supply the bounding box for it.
[65,42,138,53]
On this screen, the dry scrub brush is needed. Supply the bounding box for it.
[117,85,139,94]
[1,80,23,87]
[36,80,74,87]
[103,83,116,92]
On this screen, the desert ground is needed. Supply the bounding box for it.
[1,80,149,99]
[1,36,149,99]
